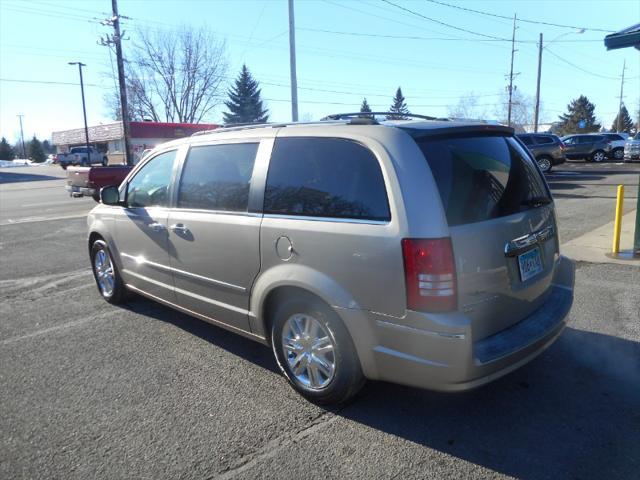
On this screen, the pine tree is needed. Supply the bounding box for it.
[556,95,601,135]
[28,135,46,162]
[387,87,409,120]
[223,64,269,124]
[359,98,373,118]
[611,105,634,133]
[0,137,15,160]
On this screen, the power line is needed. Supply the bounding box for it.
[380,0,511,41]
[545,48,621,80]
[299,27,516,43]
[0,78,107,88]
[424,0,616,33]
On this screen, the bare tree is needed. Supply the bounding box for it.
[494,87,539,128]
[118,26,228,123]
[447,92,490,120]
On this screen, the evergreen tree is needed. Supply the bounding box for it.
[359,98,373,118]
[611,105,634,133]
[223,64,269,124]
[387,87,409,120]
[0,137,15,160]
[42,139,55,154]
[556,95,601,135]
[28,135,46,162]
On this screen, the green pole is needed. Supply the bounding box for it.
[635,174,640,256]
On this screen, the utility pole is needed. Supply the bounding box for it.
[100,0,133,165]
[534,33,543,133]
[68,62,91,156]
[288,0,299,122]
[616,60,625,133]
[507,13,517,127]
[17,115,26,159]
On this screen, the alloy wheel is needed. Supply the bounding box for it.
[282,313,336,390]
[93,248,115,297]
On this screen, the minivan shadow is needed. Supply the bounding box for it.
[121,297,640,479]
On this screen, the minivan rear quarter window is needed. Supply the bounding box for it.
[264,137,390,221]
[416,135,549,226]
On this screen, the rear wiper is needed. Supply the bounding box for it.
[522,196,552,207]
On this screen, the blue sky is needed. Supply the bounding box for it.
[0,0,638,142]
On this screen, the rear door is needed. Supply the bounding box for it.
[414,133,558,340]
[166,140,268,332]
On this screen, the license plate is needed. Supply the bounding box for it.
[518,247,543,282]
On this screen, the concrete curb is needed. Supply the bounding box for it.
[561,210,639,266]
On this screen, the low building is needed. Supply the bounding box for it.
[52,121,219,164]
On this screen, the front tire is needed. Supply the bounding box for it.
[613,148,624,160]
[591,150,606,162]
[90,239,126,304]
[271,295,364,405]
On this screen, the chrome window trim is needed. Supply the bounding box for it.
[262,213,390,225]
[168,208,262,218]
[121,252,246,292]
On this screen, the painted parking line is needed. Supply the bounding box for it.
[0,213,87,226]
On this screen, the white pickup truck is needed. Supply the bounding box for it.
[58,147,108,169]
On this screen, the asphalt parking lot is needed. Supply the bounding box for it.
[1,163,639,479]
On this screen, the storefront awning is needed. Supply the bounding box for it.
[604,23,640,50]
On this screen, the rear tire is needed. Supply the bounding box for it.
[536,156,552,173]
[271,295,365,405]
[591,150,606,162]
[90,239,126,304]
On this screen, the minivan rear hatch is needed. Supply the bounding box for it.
[407,126,559,341]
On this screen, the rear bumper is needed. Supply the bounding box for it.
[338,255,575,392]
[65,185,96,197]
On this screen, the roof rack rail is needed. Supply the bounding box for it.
[191,119,353,137]
[321,112,449,122]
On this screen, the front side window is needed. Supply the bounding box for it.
[127,150,177,208]
[563,137,575,145]
[264,137,390,221]
[177,143,258,212]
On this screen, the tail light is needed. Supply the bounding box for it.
[559,142,566,151]
[401,238,457,312]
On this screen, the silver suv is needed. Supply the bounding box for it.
[89,115,575,404]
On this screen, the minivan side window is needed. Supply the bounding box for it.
[127,150,177,208]
[264,137,390,221]
[177,143,258,212]
[534,135,554,145]
[519,136,534,146]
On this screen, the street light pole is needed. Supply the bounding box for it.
[68,62,91,157]
[17,114,26,159]
[288,0,299,122]
[534,33,543,133]
[534,29,584,133]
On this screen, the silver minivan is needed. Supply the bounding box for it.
[88,116,574,404]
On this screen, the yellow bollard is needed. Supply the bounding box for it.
[612,185,624,254]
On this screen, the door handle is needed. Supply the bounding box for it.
[148,222,166,232]
[170,223,189,234]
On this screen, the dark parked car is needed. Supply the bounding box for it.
[517,133,566,173]
[560,134,612,162]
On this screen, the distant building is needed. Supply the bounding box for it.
[52,121,218,164]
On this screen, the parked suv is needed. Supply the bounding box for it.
[600,133,628,160]
[88,115,575,404]
[623,133,640,162]
[560,134,612,162]
[516,133,566,172]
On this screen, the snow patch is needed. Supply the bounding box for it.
[0,159,49,168]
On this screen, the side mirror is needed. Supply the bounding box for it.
[100,185,122,206]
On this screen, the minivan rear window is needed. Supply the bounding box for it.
[416,135,549,226]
